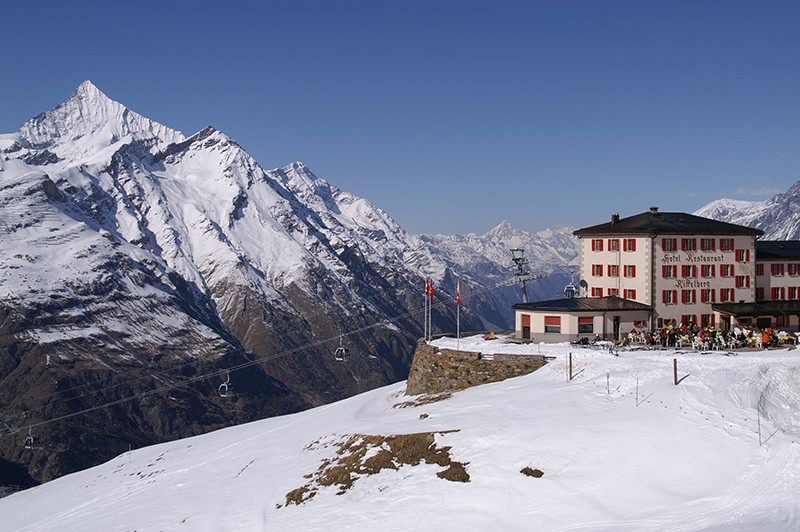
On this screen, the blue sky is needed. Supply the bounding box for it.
[2,1,799,235]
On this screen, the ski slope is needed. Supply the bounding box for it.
[2,336,799,531]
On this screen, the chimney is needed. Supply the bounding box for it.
[650,206,659,214]
[611,213,620,225]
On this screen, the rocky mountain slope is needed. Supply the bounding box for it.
[0,81,578,486]
[694,181,800,239]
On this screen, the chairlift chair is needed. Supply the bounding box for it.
[334,335,349,362]
[218,371,231,398]
[24,427,35,450]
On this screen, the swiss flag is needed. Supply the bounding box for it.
[456,282,461,306]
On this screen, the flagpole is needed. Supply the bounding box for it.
[456,280,461,351]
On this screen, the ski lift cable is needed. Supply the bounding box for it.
[0,280,505,440]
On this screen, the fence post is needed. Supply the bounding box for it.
[673,358,678,385]
[569,352,573,381]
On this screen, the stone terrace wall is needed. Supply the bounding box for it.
[405,340,548,395]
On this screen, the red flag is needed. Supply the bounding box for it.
[430,280,434,300]
[425,278,431,298]
[456,281,461,306]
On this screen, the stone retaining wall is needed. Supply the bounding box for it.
[405,340,549,395]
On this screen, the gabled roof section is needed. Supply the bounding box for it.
[755,240,800,260]
[513,295,652,313]
[573,207,763,237]
[713,300,800,317]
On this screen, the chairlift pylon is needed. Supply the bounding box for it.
[218,371,231,398]
[334,335,349,362]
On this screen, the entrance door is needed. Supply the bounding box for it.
[721,316,731,332]
[613,316,620,341]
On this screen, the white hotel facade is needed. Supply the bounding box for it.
[514,207,800,342]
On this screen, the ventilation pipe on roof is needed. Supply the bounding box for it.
[650,206,659,214]
[611,213,620,225]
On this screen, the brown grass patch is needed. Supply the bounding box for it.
[520,466,544,478]
[393,392,452,409]
[281,430,468,506]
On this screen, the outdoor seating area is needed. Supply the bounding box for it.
[619,325,797,351]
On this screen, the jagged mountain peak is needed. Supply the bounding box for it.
[694,180,800,239]
[15,80,184,158]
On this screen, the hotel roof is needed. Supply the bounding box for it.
[573,207,764,237]
[513,295,652,313]
[755,240,800,260]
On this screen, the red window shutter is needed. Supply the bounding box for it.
[630,239,636,251]
[578,316,593,324]
[662,265,668,277]
[544,316,561,326]
[746,276,750,288]
[632,265,637,277]
[591,239,595,251]
[521,314,530,326]
[662,291,667,303]
[700,239,706,251]
[673,290,678,302]
[746,249,750,262]
[681,239,686,251]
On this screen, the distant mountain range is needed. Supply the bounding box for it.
[694,181,800,239]
[0,82,578,485]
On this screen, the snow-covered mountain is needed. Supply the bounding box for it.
[694,181,800,239]
[0,82,579,486]
[2,339,799,531]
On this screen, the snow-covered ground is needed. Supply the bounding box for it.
[2,336,799,531]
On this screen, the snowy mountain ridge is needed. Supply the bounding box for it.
[694,181,800,240]
[0,81,578,486]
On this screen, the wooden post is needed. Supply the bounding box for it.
[569,352,573,381]
[673,358,678,385]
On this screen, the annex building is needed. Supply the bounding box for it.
[514,206,800,343]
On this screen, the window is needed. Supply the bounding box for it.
[608,264,619,277]
[771,287,785,300]
[634,320,648,328]
[623,265,636,277]
[700,238,715,251]
[720,288,735,302]
[701,314,714,328]
[720,238,734,251]
[735,249,750,262]
[700,289,715,303]
[592,264,604,277]
[608,288,619,296]
[681,289,696,304]
[756,287,764,300]
[608,239,619,251]
[623,238,636,252]
[591,239,604,251]
[790,264,799,276]
[662,265,677,278]
[721,264,734,277]
[663,290,677,304]
[544,316,561,333]
[756,264,764,276]
[681,238,697,252]
[790,287,798,300]
[578,316,594,333]
[771,263,785,276]
[682,265,697,278]
[662,238,677,251]
[735,275,750,288]
[591,287,603,297]
[701,265,715,277]
[776,314,788,327]
[623,289,637,300]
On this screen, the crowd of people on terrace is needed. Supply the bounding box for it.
[617,322,797,350]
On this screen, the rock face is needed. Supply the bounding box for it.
[0,81,577,486]
[405,340,548,395]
